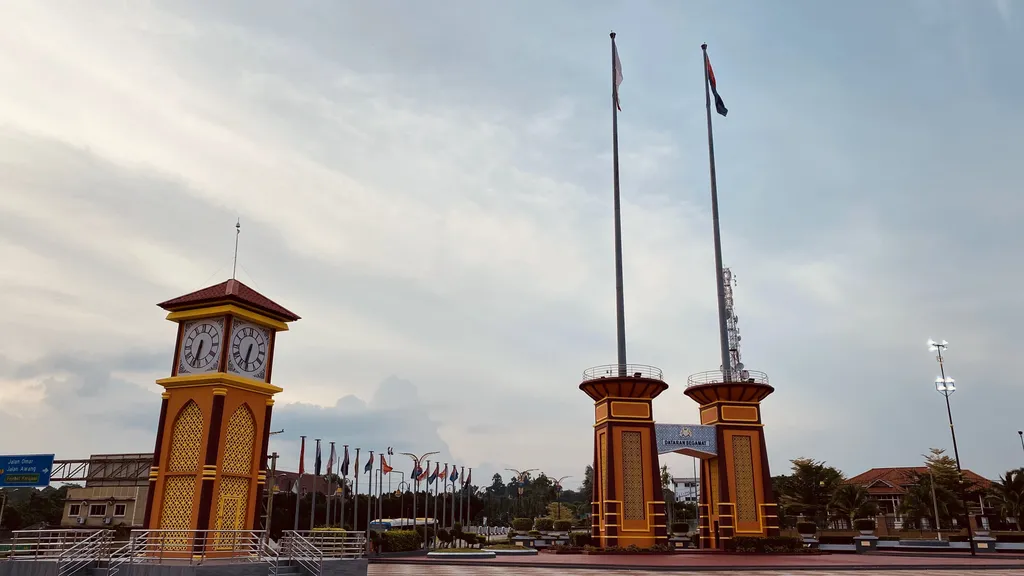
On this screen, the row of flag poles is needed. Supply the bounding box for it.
[291,437,474,539]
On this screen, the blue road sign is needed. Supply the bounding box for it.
[0,454,55,488]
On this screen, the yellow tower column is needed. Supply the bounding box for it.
[141,279,299,557]
[684,371,779,549]
[580,364,669,548]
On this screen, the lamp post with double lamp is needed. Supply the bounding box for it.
[928,338,975,556]
[553,476,571,521]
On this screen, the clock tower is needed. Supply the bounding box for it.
[141,279,299,556]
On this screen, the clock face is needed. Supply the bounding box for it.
[228,320,270,380]
[178,319,224,375]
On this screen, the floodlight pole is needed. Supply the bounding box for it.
[930,340,975,556]
[1018,431,1024,458]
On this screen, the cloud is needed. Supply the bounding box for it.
[1,0,1024,490]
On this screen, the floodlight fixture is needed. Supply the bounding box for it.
[935,376,955,393]
[928,339,948,351]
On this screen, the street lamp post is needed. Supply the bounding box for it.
[928,338,975,556]
[554,476,571,520]
[400,451,438,548]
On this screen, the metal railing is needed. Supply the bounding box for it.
[286,530,365,559]
[107,530,269,566]
[58,530,111,576]
[8,529,99,561]
[686,369,769,387]
[582,364,664,382]
[281,531,323,576]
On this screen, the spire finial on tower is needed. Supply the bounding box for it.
[232,218,241,280]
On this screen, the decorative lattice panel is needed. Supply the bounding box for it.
[213,476,251,549]
[708,458,719,506]
[732,435,757,522]
[599,432,608,502]
[221,405,256,475]
[158,475,196,550]
[167,401,204,473]
[621,431,645,520]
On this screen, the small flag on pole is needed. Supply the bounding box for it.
[428,463,439,484]
[298,437,306,475]
[364,451,374,473]
[449,466,459,483]
[381,455,393,475]
[314,441,322,476]
[704,49,728,117]
[612,35,623,111]
[416,465,429,482]
[340,445,350,477]
[327,443,336,476]
[440,463,448,483]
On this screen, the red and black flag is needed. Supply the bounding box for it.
[704,50,728,117]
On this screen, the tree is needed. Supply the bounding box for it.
[989,468,1024,531]
[580,465,594,503]
[660,464,675,524]
[777,458,844,525]
[830,484,879,526]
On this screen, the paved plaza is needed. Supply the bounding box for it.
[369,551,1024,574]
[371,568,1023,576]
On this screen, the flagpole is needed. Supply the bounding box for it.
[465,468,472,528]
[450,469,456,528]
[610,31,627,377]
[327,442,335,527]
[354,448,361,531]
[459,466,465,527]
[422,460,430,550]
[294,435,305,531]
[701,42,732,382]
[311,439,321,530]
[441,465,448,531]
[340,445,349,529]
[433,466,439,547]
[365,451,374,548]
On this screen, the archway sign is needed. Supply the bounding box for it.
[655,424,717,459]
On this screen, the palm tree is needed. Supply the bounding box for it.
[989,468,1024,531]
[830,484,879,528]
[898,472,960,530]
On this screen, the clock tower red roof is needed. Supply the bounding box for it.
[158,279,301,322]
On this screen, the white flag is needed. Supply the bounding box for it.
[613,39,623,111]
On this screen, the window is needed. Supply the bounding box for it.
[69,504,81,517]
[114,504,127,517]
[89,504,107,517]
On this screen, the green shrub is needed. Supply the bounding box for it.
[452,522,463,535]
[506,530,518,540]
[476,534,488,546]
[552,519,572,531]
[381,529,420,552]
[671,522,689,534]
[511,518,533,531]
[534,518,555,531]
[795,521,817,535]
[727,536,803,553]
[853,518,875,531]
[413,525,436,543]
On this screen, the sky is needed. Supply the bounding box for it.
[1,0,1023,492]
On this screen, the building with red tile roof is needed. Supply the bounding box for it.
[846,467,992,529]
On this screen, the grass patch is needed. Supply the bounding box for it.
[484,543,536,550]
[438,548,492,553]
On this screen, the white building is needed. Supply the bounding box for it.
[672,476,700,503]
